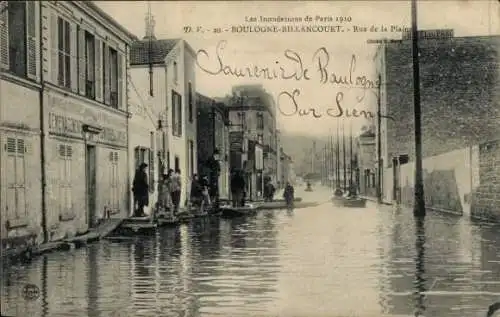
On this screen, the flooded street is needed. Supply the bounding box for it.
[2,187,500,317]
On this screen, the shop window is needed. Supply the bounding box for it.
[4,137,27,224]
[58,144,73,220]
[109,151,119,212]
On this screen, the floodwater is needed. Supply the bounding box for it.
[2,187,500,317]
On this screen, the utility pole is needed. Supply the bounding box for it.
[377,72,383,204]
[329,135,334,189]
[336,124,341,188]
[411,0,426,217]
[349,121,353,187]
[342,122,347,190]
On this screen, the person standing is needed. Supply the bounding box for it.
[170,169,182,214]
[156,172,173,219]
[231,169,246,207]
[132,163,149,217]
[283,181,295,208]
[206,149,221,209]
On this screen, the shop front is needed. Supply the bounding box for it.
[45,92,129,241]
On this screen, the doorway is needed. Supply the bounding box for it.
[86,145,97,228]
[392,157,400,203]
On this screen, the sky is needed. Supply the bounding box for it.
[96,0,500,137]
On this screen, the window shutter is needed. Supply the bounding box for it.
[70,23,78,93]
[26,1,37,80]
[0,1,9,69]
[103,44,110,105]
[95,39,102,102]
[117,53,124,110]
[50,12,59,84]
[171,92,176,135]
[78,27,86,95]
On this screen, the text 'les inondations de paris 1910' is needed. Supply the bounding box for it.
[195,40,385,119]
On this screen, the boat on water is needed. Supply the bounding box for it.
[116,216,158,235]
[341,196,367,208]
[219,203,259,218]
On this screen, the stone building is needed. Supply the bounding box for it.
[130,16,198,207]
[196,93,230,199]
[227,84,278,199]
[0,1,135,251]
[356,127,377,198]
[376,30,500,218]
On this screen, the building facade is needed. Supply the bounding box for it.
[0,1,135,250]
[376,31,500,218]
[356,128,377,198]
[196,93,230,199]
[227,84,278,199]
[130,33,197,207]
[279,147,293,186]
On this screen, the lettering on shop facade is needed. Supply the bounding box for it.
[48,112,127,146]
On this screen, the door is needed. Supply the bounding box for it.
[86,145,97,227]
[392,157,400,203]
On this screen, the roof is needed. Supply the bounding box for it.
[85,2,138,42]
[130,39,179,65]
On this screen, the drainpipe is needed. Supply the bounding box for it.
[39,1,49,242]
[125,44,131,217]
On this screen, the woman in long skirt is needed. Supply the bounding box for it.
[156,173,174,219]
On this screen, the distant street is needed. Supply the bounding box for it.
[2,186,500,317]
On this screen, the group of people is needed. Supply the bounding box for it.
[131,163,183,218]
[131,147,296,217]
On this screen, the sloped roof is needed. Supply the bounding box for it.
[130,38,179,65]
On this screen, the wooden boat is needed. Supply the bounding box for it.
[332,196,367,208]
[342,196,367,208]
[156,214,178,227]
[219,203,259,218]
[116,216,157,235]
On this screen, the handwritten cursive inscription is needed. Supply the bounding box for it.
[196,40,378,91]
[196,40,311,81]
[277,89,394,121]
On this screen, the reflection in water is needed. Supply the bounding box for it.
[413,216,426,316]
[88,246,99,317]
[3,205,500,316]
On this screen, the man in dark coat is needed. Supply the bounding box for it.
[132,163,149,217]
[205,149,221,208]
[230,169,246,207]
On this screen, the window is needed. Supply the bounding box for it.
[103,45,119,108]
[58,144,73,219]
[109,151,119,212]
[5,137,27,223]
[84,31,95,98]
[257,133,263,144]
[189,140,194,177]
[173,61,178,83]
[57,17,71,88]
[172,90,182,136]
[174,156,180,172]
[2,2,36,79]
[188,82,193,123]
[257,113,264,130]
